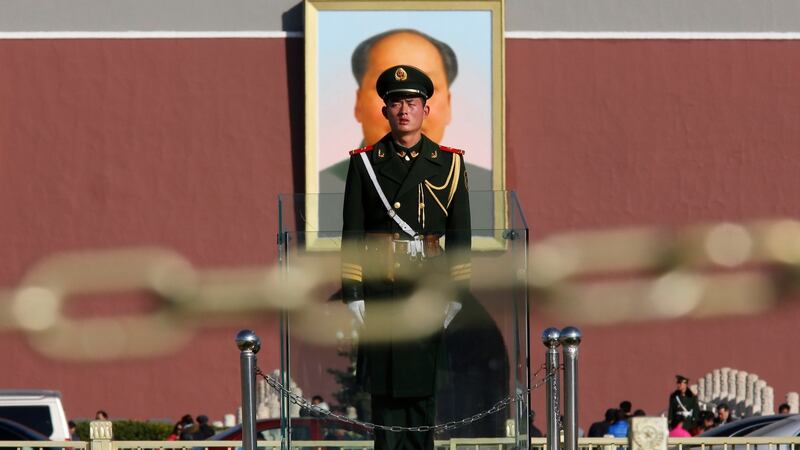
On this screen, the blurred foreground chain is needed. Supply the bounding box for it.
[0,247,353,360]
[256,364,552,433]
[2,217,800,359]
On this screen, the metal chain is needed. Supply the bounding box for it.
[554,363,564,431]
[1,237,793,360]
[256,366,554,434]
[531,362,547,379]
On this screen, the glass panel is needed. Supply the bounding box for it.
[277,191,529,448]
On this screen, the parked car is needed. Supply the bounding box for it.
[207,417,372,450]
[0,390,70,441]
[698,414,791,437]
[745,414,800,450]
[0,417,56,450]
[690,414,800,450]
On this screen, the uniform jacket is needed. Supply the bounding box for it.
[340,133,471,397]
[668,390,700,431]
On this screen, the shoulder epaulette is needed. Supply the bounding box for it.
[438,145,465,155]
[349,145,374,156]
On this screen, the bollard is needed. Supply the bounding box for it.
[559,327,581,450]
[728,369,739,404]
[721,367,731,404]
[787,392,799,413]
[542,328,561,450]
[712,369,721,403]
[763,386,775,415]
[89,421,113,450]
[735,371,747,416]
[629,416,667,450]
[236,330,261,450]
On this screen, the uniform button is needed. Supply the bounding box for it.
[393,202,401,209]
[394,262,401,269]
[393,233,400,239]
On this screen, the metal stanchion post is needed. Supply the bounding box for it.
[559,327,582,450]
[542,327,561,450]
[236,329,261,450]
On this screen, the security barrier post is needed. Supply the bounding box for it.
[630,416,667,450]
[236,329,261,450]
[560,327,582,450]
[89,421,113,450]
[542,327,561,450]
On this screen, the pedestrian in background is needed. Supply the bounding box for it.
[193,415,215,440]
[607,409,629,438]
[716,403,733,425]
[178,415,196,440]
[668,417,692,437]
[166,421,182,441]
[619,401,632,418]
[68,421,80,441]
[588,408,616,437]
[692,410,715,435]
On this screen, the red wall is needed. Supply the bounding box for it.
[510,39,800,425]
[0,39,298,421]
[1,37,800,427]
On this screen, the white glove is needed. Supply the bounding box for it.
[347,300,365,326]
[443,301,462,329]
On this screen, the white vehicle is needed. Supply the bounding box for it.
[0,389,71,441]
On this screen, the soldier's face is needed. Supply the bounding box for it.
[382,96,429,135]
[354,32,452,145]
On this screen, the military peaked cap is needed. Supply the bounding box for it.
[376,65,434,100]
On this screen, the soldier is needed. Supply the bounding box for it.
[668,374,700,433]
[341,64,471,450]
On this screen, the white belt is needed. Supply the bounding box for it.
[360,152,417,239]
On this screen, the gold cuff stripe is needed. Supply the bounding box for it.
[453,273,471,281]
[342,268,362,277]
[342,273,363,282]
[342,263,361,270]
[451,263,471,270]
[452,271,472,278]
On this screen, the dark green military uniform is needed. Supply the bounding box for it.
[341,132,471,450]
[668,375,700,431]
[341,64,471,450]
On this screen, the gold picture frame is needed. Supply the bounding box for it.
[304,0,506,250]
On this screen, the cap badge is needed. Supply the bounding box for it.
[394,67,408,81]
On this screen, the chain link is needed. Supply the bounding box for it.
[0,229,791,360]
[531,362,547,379]
[257,366,554,434]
